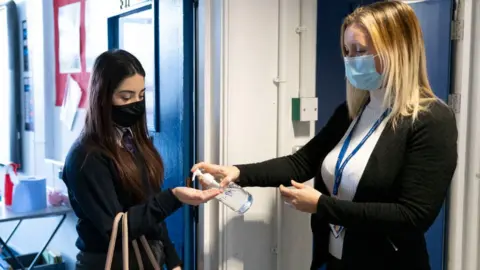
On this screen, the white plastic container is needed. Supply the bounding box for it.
[192,169,253,214]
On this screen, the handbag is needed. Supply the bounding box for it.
[105,212,161,270]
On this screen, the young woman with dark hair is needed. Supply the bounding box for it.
[63,49,220,270]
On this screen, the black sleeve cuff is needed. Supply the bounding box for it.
[161,189,183,269]
[316,194,332,217]
[234,164,251,187]
[166,188,183,209]
[165,250,182,269]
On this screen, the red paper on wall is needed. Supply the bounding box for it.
[53,0,89,108]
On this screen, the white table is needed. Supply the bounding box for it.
[0,204,71,270]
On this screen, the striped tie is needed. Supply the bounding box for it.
[122,131,135,153]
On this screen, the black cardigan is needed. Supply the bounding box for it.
[236,100,457,270]
[62,139,183,269]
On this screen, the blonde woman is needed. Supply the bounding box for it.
[192,2,457,270]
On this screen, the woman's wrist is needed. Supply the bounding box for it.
[168,188,182,206]
[232,166,240,179]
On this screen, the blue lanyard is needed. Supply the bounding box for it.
[333,106,389,196]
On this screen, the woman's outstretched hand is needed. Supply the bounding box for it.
[191,162,240,187]
[172,187,221,205]
[279,180,321,213]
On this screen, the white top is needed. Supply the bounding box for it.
[320,90,388,259]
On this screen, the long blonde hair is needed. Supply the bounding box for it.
[341,1,436,127]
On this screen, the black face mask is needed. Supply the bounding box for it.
[111,100,145,127]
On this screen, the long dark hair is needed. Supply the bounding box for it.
[81,49,163,201]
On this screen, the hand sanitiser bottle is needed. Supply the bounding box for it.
[192,169,253,214]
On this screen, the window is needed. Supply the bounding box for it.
[0,3,21,166]
[118,8,156,131]
[0,6,12,164]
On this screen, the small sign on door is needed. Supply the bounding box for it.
[120,0,151,10]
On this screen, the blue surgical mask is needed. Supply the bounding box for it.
[344,55,383,91]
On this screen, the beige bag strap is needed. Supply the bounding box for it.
[105,212,161,270]
[105,213,124,270]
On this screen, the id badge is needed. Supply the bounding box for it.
[329,224,344,238]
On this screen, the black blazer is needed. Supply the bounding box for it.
[236,100,457,270]
[63,140,183,269]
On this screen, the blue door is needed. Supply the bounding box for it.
[108,0,196,268]
[316,1,453,269]
[409,2,453,270]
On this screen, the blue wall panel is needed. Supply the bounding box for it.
[409,3,453,270]
[155,0,195,269]
[315,0,377,131]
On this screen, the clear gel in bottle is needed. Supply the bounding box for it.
[192,169,253,214]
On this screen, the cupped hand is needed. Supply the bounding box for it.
[279,180,322,213]
[172,187,222,205]
[191,162,240,187]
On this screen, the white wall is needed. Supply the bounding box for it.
[447,1,480,270]
[197,0,317,269]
